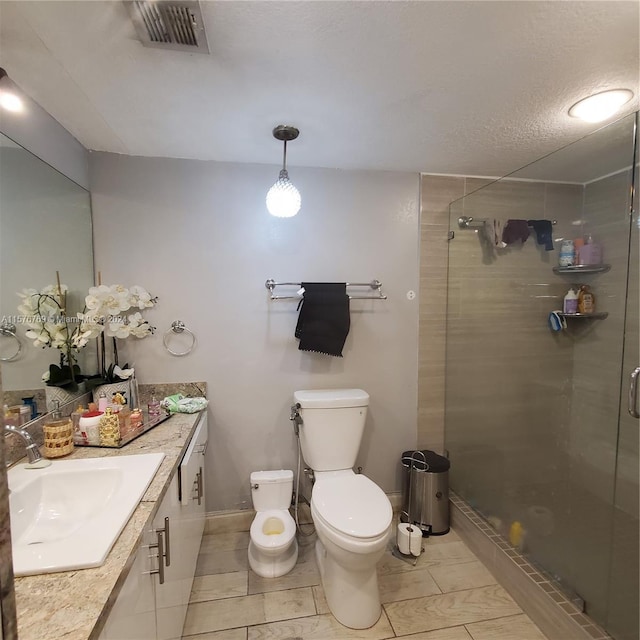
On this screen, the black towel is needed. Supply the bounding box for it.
[502,219,530,245]
[527,219,554,251]
[295,283,350,357]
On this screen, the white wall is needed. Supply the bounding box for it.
[89,152,420,511]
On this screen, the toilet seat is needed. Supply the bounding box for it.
[250,510,296,551]
[312,474,392,540]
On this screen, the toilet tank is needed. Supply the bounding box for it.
[293,389,369,471]
[250,470,293,512]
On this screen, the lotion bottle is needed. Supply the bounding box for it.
[563,287,579,314]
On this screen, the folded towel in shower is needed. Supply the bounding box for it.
[295,283,350,357]
[502,219,530,245]
[527,219,554,251]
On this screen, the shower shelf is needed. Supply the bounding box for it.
[558,312,609,320]
[552,264,610,274]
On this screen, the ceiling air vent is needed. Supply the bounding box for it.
[126,0,209,53]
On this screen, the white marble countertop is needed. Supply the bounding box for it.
[13,410,204,640]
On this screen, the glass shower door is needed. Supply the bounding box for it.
[606,114,639,640]
[444,112,638,638]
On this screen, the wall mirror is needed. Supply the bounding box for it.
[0,132,94,420]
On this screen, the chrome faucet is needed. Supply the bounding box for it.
[4,424,45,464]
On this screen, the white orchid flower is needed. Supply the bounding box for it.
[42,371,50,382]
[85,294,103,312]
[26,330,51,348]
[129,285,156,309]
[106,321,131,339]
[113,365,135,380]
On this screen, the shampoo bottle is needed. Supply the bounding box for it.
[563,287,579,314]
[578,285,595,314]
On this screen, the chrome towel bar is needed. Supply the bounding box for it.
[265,279,387,300]
[457,216,557,229]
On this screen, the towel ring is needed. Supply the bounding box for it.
[163,320,195,357]
[0,322,22,362]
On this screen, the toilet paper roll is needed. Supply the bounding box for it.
[397,523,412,555]
[409,526,422,557]
[397,523,423,556]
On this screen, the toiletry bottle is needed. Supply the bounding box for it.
[578,285,595,314]
[509,521,525,551]
[3,405,19,427]
[79,403,103,446]
[43,401,74,458]
[558,239,575,267]
[563,287,579,314]
[71,404,87,445]
[118,406,132,439]
[130,408,144,433]
[98,391,108,413]
[22,396,37,420]
[99,407,121,446]
[579,235,602,265]
[148,394,161,419]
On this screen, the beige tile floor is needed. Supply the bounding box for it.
[182,526,549,640]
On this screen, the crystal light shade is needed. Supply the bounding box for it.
[266,169,301,218]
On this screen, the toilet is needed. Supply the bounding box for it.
[248,469,298,578]
[293,388,392,629]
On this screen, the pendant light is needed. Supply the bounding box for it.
[266,125,301,218]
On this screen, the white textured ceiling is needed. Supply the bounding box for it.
[0,1,638,176]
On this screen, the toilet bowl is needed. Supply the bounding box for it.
[293,388,392,629]
[311,470,392,629]
[248,470,298,578]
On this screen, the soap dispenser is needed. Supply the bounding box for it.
[43,400,74,458]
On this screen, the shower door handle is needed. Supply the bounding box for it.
[629,366,640,418]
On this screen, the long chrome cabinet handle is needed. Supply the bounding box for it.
[149,530,165,584]
[160,516,171,566]
[629,366,640,418]
[197,467,203,505]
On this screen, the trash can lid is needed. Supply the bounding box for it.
[401,449,450,472]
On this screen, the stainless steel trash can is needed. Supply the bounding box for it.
[401,450,450,536]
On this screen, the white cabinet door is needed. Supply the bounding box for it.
[155,412,208,640]
[179,414,208,610]
[153,473,184,640]
[100,413,208,640]
[98,530,157,640]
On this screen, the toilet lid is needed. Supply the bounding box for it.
[312,474,392,539]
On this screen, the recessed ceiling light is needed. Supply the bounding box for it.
[569,89,634,123]
[0,90,24,113]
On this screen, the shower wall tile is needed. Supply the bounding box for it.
[419,174,580,462]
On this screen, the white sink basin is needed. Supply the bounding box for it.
[9,453,164,576]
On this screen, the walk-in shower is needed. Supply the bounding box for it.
[445,112,638,640]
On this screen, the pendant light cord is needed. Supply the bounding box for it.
[282,140,288,172]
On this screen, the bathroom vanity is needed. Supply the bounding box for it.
[12,410,208,640]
